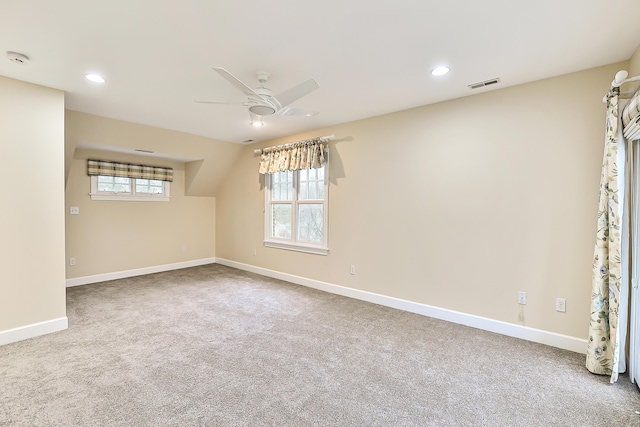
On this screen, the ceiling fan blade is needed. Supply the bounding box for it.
[278,106,319,117]
[194,100,242,105]
[212,67,262,99]
[273,79,320,108]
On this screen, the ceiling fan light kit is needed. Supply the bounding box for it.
[197,67,320,125]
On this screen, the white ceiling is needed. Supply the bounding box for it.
[2,0,640,144]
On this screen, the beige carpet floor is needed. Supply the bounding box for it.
[1,264,639,426]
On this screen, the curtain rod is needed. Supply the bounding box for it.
[603,70,640,103]
[253,134,335,155]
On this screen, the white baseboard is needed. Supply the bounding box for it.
[66,257,216,287]
[215,257,587,354]
[0,317,68,346]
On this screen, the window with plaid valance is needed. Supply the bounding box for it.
[87,159,173,182]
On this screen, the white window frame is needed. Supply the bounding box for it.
[264,165,329,255]
[89,175,171,201]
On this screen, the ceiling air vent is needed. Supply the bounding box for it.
[468,78,501,90]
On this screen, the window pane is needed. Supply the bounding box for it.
[150,184,164,194]
[298,204,323,243]
[272,171,292,201]
[98,175,131,193]
[114,183,131,193]
[316,181,324,199]
[271,204,292,239]
[136,179,165,194]
[299,166,324,201]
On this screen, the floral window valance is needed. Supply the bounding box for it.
[258,138,327,174]
[87,159,173,182]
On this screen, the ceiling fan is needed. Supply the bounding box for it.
[196,67,320,121]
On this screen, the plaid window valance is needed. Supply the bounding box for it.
[87,159,173,182]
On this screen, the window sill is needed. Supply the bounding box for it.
[264,240,329,255]
[89,193,170,202]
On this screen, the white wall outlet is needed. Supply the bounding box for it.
[350,265,356,275]
[556,298,566,312]
[181,245,186,252]
[253,249,257,256]
[70,207,79,215]
[69,257,76,266]
[518,291,527,305]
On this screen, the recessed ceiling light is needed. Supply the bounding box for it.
[431,66,450,76]
[85,73,106,83]
[251,119,264,127]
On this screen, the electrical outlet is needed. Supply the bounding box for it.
[70,207,79,215]
[556,298,566,312]
[518,291,527,305]
[350,265,356,275]
[69,258,76,266]
[253,249,257,256]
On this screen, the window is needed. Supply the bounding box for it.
[265,165,328,254]
[90,176,170,201]
[87,159,172,201]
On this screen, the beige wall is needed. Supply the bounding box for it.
[216,62,627,340]
[629,44,640,76]
[0,76,66,331]
[65,115,221,278]
[65,110,244,196]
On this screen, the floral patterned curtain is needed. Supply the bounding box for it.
[258,139,326,174]
[586,87,623,383]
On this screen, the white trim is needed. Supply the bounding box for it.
[214,258,587,354]
[90,176,170,201]
[264,163,329,253]
[0,317,68,346]
[89,193,170,202]
[66,257,216,287]
[264,240,329,255]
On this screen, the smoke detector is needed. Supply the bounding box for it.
[7,51,29,65]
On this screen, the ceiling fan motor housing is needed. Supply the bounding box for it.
[249,104,277,116]
[248,86,279,115]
